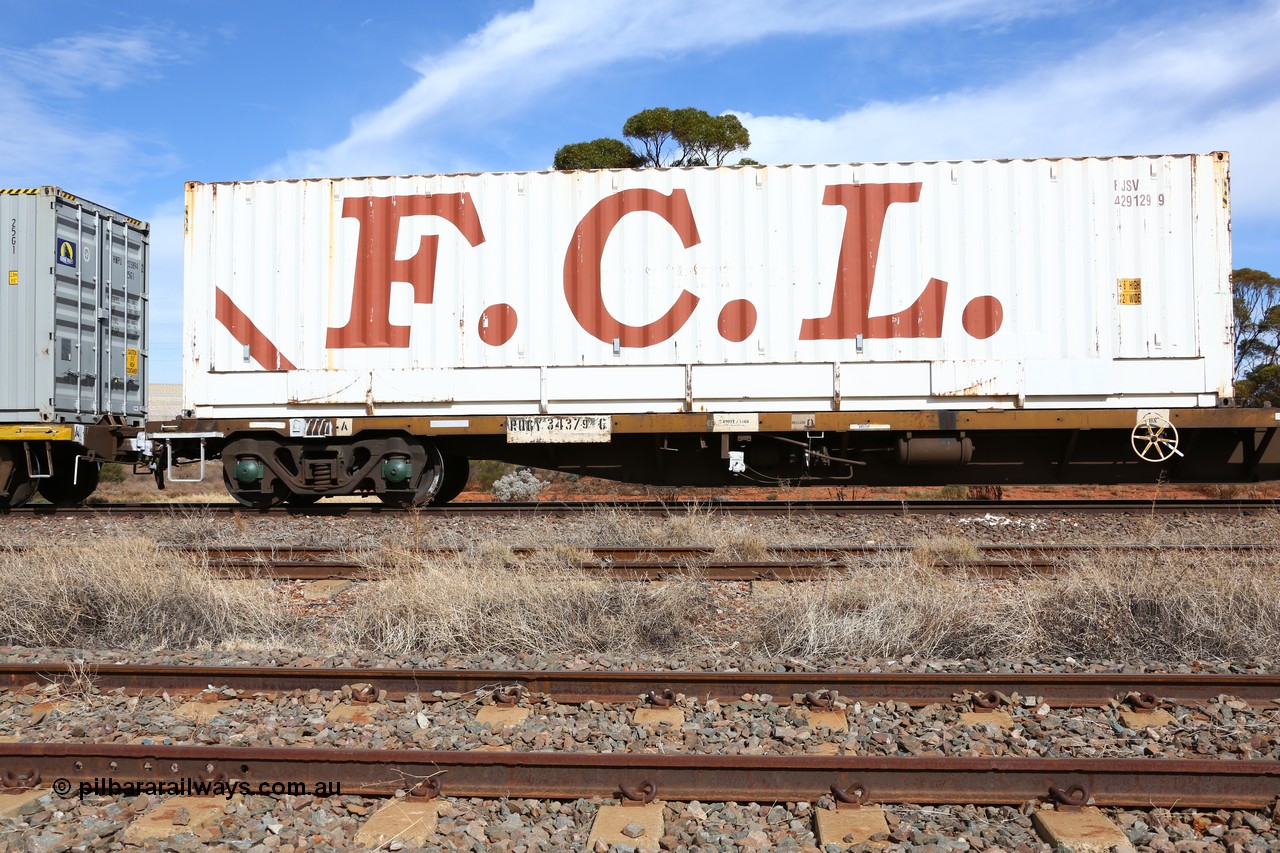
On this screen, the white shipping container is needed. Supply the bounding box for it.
[184,153,1233,418]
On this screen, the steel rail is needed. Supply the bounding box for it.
[4,498,1280,516]
[4,542,1271,581]
[211,559,865,582]
[206,556,1276,582]
[170,543,1280,582]
[4,663,1278,707]
[188,543,1280,559]
[1,742,1276,808]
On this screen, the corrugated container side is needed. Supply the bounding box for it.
[1,187,148,424]
[184,154,1232,417]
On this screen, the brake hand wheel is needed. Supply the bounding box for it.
[1130,414,1183,462]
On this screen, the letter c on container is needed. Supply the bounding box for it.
[562,188,701,347]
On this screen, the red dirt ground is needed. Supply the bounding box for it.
[454,479,1280,503]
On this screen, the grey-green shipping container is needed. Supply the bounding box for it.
[0,187,147,425]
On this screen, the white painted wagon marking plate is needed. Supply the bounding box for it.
[506,415,612,443]
[712,413,759,432]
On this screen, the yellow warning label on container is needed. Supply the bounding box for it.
[1118,278,1142,305]
[7,270,16,285]
[125,348,139,375]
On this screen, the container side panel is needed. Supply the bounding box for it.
[185,155,1232,417]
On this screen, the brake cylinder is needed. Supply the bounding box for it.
[895,436,974,465]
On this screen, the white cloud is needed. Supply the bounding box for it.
[0,86,156,195]
[2,27,182,94]
[0,26,183,193]
[736,3,1280,219]
[273,0,1059,178]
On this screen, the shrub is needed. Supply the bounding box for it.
[493,469,546,502]
[98,462,127,483]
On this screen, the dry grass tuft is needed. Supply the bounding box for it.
[571,507,674,546]
[712,533,769,562]
[746,547,1280,662]
[574,505,784,556]
[156,509,234,546]
[51,660,101,700]
[747,554,1024,659]
[0,537,295,649]
[911,536,980,567]
[465,541,517,566]
[339,546,713,657]
[542,544,598,565]
[1025,548,1280,660]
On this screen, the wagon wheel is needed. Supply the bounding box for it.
[222,468,286,509]
[378,441,447,508]
[434,454,470,505]
[1130,414,1183,462]
[36,452,100,506]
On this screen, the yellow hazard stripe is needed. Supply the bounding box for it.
[54,190,147,228]
[0,425,77,441]
[2,188,147,229]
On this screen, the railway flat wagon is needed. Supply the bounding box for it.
[155,153,1280,505]
[0,187,148,507]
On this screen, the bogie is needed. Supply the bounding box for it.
[218,433,456,507]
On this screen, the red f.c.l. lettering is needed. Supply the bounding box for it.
[800,183,946,340]
[563,188,701,347]
[327,194,486,349]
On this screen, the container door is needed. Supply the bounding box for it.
[120,221,146,420]
[96,218,147,420]
[1111,158,1198,360]
[1,193,38,419]
[51,199,99,418]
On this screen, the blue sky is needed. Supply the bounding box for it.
[4,0,1278,382]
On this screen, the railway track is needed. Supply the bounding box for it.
[4,497,1280,516]
[3,663,1279,811]
[0,540,1263,581]
[1,742,1276,808]
[0,540,1256,581]
[5,661,1279,706]
[146,542,1280,581]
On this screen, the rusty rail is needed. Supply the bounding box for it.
[4,663,1278,707]
[206,543,1279,581]
[12,541,1273,582]
[1,742,1277,808]
[186,543,1280,560]
[76,542,1269,581]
